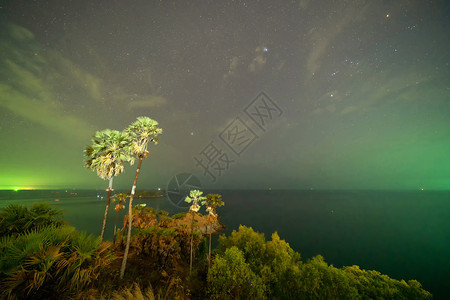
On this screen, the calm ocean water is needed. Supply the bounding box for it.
[1,189,448,299]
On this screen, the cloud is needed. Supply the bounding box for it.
[337,66,436,115]
[298,0,310,11]
[309,59,439,118]
[0,83,93,141]
[8,23,34,41]
[224,56,239,80]
[224,46,269,78]
[0,23,101,141]
[340,105,358,115]
[249,55,267,72]
[48,50,105,102]
[127,94,166,110]
[249,46,268,72]
[306,2,370,77]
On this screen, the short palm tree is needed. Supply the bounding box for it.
[185,189,207,275]
[84,129,134,242]
[120,116,162,279]
[205,193,224,267]
[112,193,128,243]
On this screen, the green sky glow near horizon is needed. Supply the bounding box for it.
[1,1,449,190]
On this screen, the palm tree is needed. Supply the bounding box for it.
[184,189,207,275]
[84,129,134,242]
[205,193,224,267]
[120,116,162,279]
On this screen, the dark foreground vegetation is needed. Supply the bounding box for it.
[0,202,432,299]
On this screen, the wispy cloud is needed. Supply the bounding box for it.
[249,46,268,72]
[305,2,370,77]
[224,56,240,80]
[0,23,99,141]
[127,94,166,110]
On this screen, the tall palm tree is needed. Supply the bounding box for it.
[84,129,134,242]
[185,189,207,275]
[120,116,162,279]
[205,193,224,267]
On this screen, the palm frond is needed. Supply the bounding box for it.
[84,129,135,181]
[125,116,162,156]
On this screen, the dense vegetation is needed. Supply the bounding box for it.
[209,225,431,299]
[0,202,64,237]
[0,202,432,299]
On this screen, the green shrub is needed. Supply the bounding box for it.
[132,226,181,270]
[212,225,432,300]
[343,265,432,300]
[0,202,64,238]
[207,246,266,299]
[0,225,114,299]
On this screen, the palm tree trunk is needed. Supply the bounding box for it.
[209,229,212,268]
[120,156,143,279]
[113,203,120,244]
[190,211,194,275]
[100,177,113,242]
[208,213,216,268]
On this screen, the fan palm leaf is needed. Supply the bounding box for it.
[84,129,134,242]
[0,223,113,299]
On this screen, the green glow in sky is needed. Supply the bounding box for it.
[0,1,449,190]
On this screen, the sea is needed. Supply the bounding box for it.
[0,189,448,299]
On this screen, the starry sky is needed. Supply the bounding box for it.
[0,0,449,190]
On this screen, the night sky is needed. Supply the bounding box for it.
[1,0,449,190]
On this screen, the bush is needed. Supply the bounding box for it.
[0,202,64,238]
[343,265,432,300]
[116,207,205,271]
[131,226,181,270]
[212,225,432,300]
[207,246,266,299]
[0,225,114,299]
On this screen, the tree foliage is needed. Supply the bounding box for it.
[210,225,432,300]
[84,129,135,242]
[207,246,266,299]
[124,117,162,158]
[115,205,204,274]
[84,129,134,181]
